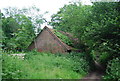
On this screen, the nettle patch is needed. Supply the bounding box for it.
[54,30,73,46]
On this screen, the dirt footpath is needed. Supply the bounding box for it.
[81,71,104,81]
[81,61,105,81]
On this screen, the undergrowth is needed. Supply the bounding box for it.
[102,57,120,81]
[2,51,89,79]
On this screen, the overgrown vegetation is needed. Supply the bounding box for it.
[2,51,89,79]
[54,30,73,46]
[1,6,44,52]
[103,57,120,80]
[50,2,120,80]
[1,1,120,80]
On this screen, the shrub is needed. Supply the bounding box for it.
[52,52,91,73]
[99,52,111,67]
[65,52,90,73]
[2,51,88,79]
[103,57,120,80]
[24,49,40,59]
[2,54,28,79]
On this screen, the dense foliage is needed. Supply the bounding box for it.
[103,57,120,80]
[50,2,120,63]
[1,1,120,80]
[87,2,120,65]
[54,30,73,46]
[2,7,44,52]
[49,2,120,79]
[65,52,94,72]
[2,51,89,79]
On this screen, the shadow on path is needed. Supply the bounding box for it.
[81,61,105,81]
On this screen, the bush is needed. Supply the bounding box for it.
[2,54,28,79]
[103,57,120,80]
[99,52,111,67]
[65,52,90,73]
[2,51,89,79]
[92,50,111,66]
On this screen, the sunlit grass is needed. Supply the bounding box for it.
[2,51,87,79]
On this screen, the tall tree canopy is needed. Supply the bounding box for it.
[2,7,44,52]
[49,2,120,65]
[49,3,92,49]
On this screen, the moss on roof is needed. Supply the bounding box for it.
[53,30,73,46]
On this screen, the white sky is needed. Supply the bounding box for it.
[0,0,92,28]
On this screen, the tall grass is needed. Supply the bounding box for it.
[2,51,89,79]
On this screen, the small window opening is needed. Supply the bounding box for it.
[67,50,71,53]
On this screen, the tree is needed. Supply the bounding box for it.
[2,7,44,52]
[86,2,120,64]
[49,2,120,66]
[49,2,92,49]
